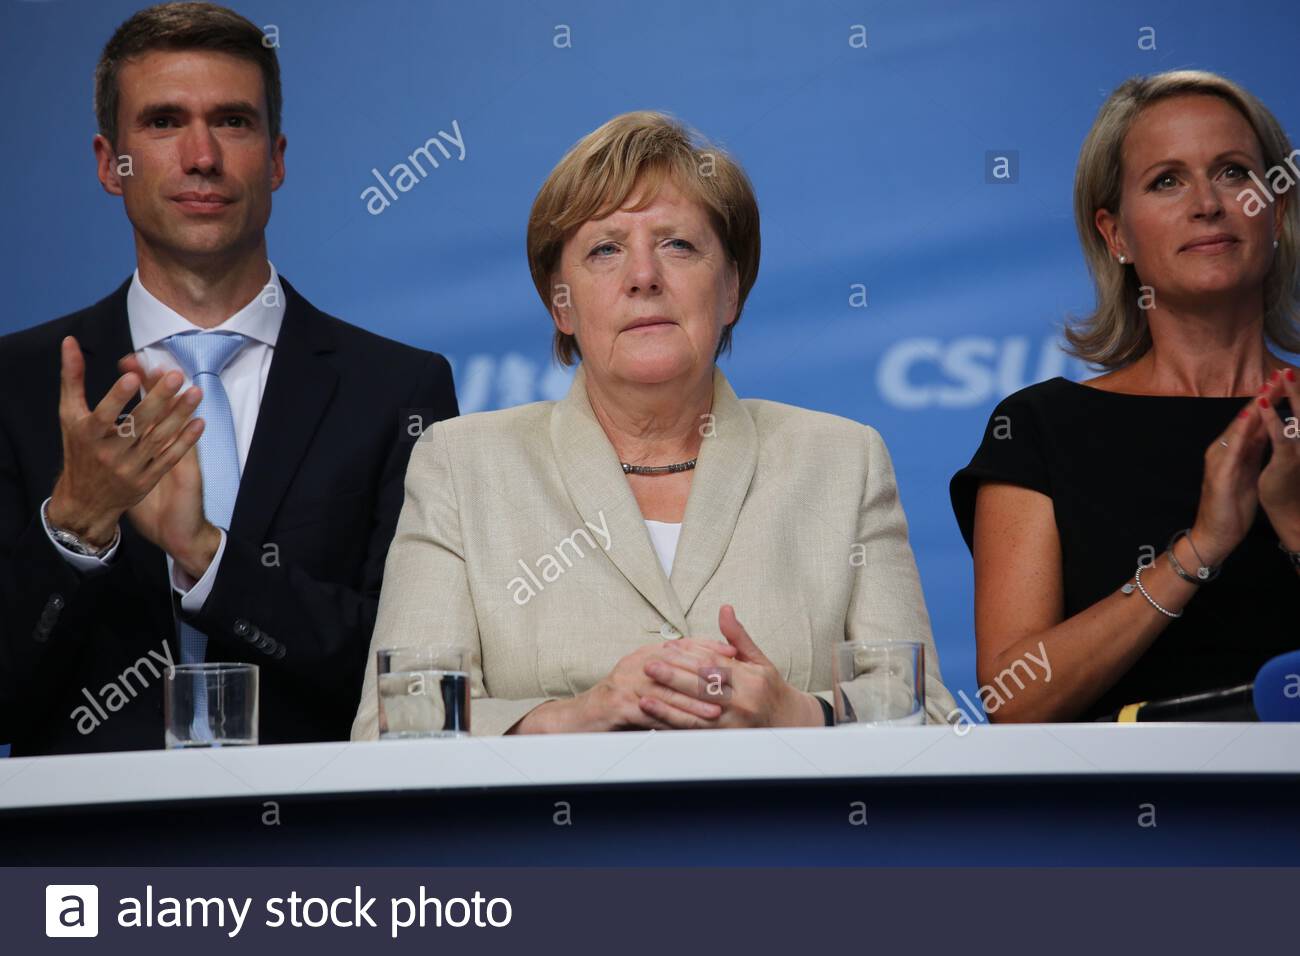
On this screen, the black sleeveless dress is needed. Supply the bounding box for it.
[950,377,1299,720]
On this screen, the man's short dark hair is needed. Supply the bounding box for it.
[94,1,281,148]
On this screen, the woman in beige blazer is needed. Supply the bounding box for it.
[352,111,956,738]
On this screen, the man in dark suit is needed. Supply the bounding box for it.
[0,2,457,755]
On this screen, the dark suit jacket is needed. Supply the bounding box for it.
[0,276,458,755]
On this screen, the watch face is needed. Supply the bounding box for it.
[59,532,92,555]
[52,527,105,557]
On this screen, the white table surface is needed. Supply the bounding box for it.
[0,722,1296,812]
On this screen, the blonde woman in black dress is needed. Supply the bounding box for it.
[951,71,1300,722]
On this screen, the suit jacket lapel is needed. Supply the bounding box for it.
[670,369,757,616]
[230,278,339,545]
[550,365,687,631]
[549,366,759,628]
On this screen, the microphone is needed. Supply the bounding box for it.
[1110,684,1256,722]
[1102,650,1300,722]
[1252,649,1300,722]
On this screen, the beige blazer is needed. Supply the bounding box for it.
[351,366,956,739]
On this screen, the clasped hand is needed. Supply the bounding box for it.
[556,605,822,732]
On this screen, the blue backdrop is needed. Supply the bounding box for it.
[3,0,1297,746]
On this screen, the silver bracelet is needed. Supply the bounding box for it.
[1121,564,1183,618]
[1166,547,1202,585]
[1168,529,1218,581]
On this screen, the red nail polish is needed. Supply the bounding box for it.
[1239,408,1250,418]
[1259,397,1270,408]
[1287,368,1297,382]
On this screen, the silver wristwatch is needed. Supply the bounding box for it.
[43,500,119,557]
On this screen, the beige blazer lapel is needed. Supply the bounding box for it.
[551,365,687,631]
[550,365,759,629]
[670,368,757,616]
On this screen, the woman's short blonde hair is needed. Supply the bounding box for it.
[1067,70,1300,368]
[527,111,761,366]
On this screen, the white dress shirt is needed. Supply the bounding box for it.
[644,519,682,577]
[41,263,285,612]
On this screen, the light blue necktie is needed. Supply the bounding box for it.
[163,332,247,739]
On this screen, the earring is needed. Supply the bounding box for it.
[1117,254,1128,264]
[1275,239,1281,249]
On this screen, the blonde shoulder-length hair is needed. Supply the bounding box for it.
[1067,70,1300,368]
[526,111,761,367]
